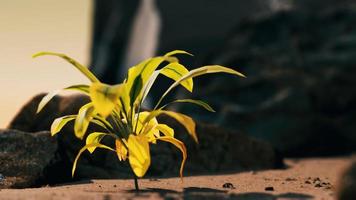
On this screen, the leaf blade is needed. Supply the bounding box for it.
[33,51,100,83]
[51,115,76,136]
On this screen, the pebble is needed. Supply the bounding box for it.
[265,186,274,191]
[222,182,236,189]
[0,174,5,182]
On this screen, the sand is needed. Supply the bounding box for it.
[0,157,350,200]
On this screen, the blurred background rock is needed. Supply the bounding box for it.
[90,0,356,157]
[0,0,356,187]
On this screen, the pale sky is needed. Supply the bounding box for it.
[0,0,91,127]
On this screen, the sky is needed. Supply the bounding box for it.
[0,0,91,127]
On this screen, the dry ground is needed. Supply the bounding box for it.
[0,157,351,200]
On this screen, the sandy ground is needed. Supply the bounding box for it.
[0,157,351,200]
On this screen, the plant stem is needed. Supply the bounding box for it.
[134,175,139,192]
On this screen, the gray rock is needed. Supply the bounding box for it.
[8,93,281,182]
[337,159,356,200]
[177,7,356,156]
[0,129,57,188]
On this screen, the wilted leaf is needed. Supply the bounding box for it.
[151,136,187,179]
[72,143,114,177]
[116,139,128,161]
[161,111,198,143]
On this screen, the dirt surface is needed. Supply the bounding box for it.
[0,157,350,200]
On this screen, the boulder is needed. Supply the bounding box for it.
[0,130,57,188]
[177,7,356,156]
[8,93,281,183]
[337,159,356,200]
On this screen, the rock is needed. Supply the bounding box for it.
[0,129,57,188]
[8,93,281,183]
[177,7,356,157]
[222,182,236,189]
[337,160,356,200]
[264,186,274,191]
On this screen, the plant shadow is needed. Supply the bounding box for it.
[126,187,314,200]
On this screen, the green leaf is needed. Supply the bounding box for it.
[160,63,193,92]
[51,115,76,136]
[164,99,215,112]
[33,51,100,83]
[140,70,160,104]
[72,143,114,177]
[86,132,107,153]
[74,103,96,139]
[126,57,165,104]
[92,116,114,131]
[129,75,143,106]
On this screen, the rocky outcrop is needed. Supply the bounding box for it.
[0,130,57,188]
[337,158,356,200]
[178,7,356,157]
[7,93,280,184]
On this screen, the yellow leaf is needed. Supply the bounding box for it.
[128,134,151,177]
[51,115,76,136]
[161,111,198,143]
[156,65,245,109]
[33,51,100,83]
[164,50,193,57]
[116,139,128,161]
[126,57,165,104]
[89,82,122,117]
[72,143,114,177]
[74,103,96,140]
[37,90,60,113]
[160,63,193,92]
[65,84,90,94]
[37,85,90,114]
[151,136,187,179]
[156,124,174,137]
[86,132,107,153]
[165,99,215,112]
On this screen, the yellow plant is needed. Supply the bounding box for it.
[33,50,245,189]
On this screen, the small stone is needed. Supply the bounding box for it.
[315,183,322,188]
[222,182,236,189]
[285,178,297,181]
[0,174,5,182]
[305,180,311,184]
[265,186,274,191]
[113,184,117,188]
